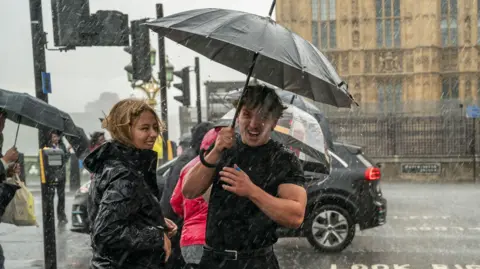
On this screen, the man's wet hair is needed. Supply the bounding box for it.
[0,109,6,117]
[236,85,287,119]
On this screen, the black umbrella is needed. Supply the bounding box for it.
[0,88,78,146]
[146,1,355,128]
[64,126,90,159]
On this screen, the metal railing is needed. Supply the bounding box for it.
[329,115,477,158]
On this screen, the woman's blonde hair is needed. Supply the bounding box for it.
[102,98,165,147]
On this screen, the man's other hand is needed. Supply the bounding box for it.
[219,164,257,197]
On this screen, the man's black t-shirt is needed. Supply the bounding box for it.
[205,135,306,251]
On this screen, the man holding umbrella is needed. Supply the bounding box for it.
[182,85,307,269]
[148,4,353,267]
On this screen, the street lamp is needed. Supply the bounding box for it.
[125,48,175,108]
[165,56,174,88]
[149,47,157,66]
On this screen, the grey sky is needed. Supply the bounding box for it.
[0,0,275,145]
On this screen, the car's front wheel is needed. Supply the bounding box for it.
[305,204,355,253]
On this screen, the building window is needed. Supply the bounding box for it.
[441,0,458,46]
[312,0,319,48]
[377,79,403,113]
[376,0,401,48]
[312,0,336,49]
[477,0,480,44]
[477,78,480,103]
[464,80,473,103]
[441,77,459,99]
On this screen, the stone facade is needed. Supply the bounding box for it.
[276,0,480,111]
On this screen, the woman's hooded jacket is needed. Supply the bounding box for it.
[84,141,167,269]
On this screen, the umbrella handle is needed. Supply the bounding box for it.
[230,52,260,128]
[13,116,21,147]
[201,52,261,164]
[199,144,217,168]
[268,0,276,17]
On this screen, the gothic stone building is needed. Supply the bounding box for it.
[276,0,480,113]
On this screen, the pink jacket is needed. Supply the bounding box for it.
[170,128,219,247]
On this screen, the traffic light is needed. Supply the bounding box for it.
[51,0,128,47]
[129,19,152,82]
[173,67,191,107]
[51,0,90,46]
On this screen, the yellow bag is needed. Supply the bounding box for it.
[1,176,37,226]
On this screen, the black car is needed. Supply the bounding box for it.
[71,141,386,253]
[282,141,386,252]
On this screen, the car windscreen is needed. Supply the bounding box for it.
[333,144,372,168]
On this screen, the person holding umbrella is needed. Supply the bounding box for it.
[182,85,307,269]
[0,109,20,179]
[0,108,21,269]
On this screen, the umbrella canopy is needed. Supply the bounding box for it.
[225,88,321,114]
[217,104,330,172]
[225,88,335,150]
[64,126,90,159]
[0,88,77,136]
[146,8,354,108]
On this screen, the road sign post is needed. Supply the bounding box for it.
[466,105,480,183]
[39,148,66,269]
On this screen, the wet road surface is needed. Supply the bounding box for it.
[1,183,479,269]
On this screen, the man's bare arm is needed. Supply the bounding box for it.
[248,184,307,229]
[182,150,221,199]
[202,185,212,203]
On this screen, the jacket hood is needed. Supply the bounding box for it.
[190,122,214,153]
[83,141,157,175]
[200,127,220,150]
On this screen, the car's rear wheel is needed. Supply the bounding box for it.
[305,204,355,253]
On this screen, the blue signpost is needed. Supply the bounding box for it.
[466,105,480,183]
[41,72,52,94]
[466,105,480,118]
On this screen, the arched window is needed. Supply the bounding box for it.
[440,0,458,46]
[441,76,459,99]
[376,0,401,48]
[312,0,336,49]
[377,79,403,113]
[477,0,480,44]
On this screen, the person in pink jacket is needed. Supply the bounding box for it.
[170,127,219,269]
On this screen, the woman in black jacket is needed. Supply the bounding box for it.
[84,98,176,269]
